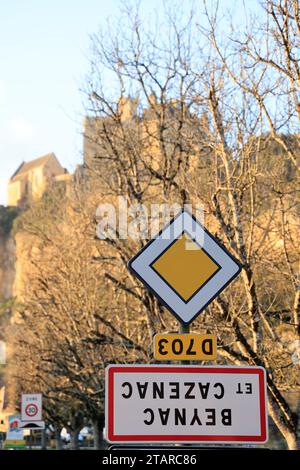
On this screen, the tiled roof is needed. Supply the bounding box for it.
[10,153,56,181]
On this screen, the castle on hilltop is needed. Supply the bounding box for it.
[7,153,70,208]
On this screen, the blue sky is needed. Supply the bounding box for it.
[0,0,259,206]
[0,0,122,205]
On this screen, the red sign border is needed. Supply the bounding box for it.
[106,365,268,443]
[25,402,38,418]
[21,393,42,422]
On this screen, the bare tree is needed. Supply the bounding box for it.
[82,2,299,448]
[7,183,147,448]
[6,0,299,451]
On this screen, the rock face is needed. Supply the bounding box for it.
[0,229,32,304]
[0,230,39,303]
[13,231,38,302]
[0,233,15,300]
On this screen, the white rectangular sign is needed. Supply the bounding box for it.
[7,415,24,440]
[19,420,45,430]
[105,365,268,443]
[21,393,42,422]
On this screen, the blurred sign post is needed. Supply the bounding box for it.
[20,393,45,446]
[21,393,43,422]
[5,415,25,449]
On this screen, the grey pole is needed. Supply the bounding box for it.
[179,323,190,335]
[179,322,190,365]
[41,428,47,449]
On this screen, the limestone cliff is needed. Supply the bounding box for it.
[13,231,39,302]
[0,233,15,300]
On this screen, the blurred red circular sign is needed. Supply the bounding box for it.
[25,403,38,417]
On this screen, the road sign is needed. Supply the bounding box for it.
[154,333,217,360]
[105,365,268,443]
[128,210,241,324]
[4,439,26,449]
[19,420,45,430]
[6,415,24,441]
[21,393,42,422]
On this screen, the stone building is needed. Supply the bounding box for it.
[7,153,69,208]
[83,95,203,180]
[1,153,71,301]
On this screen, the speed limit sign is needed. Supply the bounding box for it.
[21,394,42,422]
[25,403,38,418]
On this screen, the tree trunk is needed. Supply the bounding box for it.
[92,413,105,449]
[70,429,80,450]
[55,429,63,450]
[268,398,298,450]
[93,418,104,449]
[41,429,47,450]
[284,432,298,451]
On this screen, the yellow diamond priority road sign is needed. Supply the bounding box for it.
[128,210,241,324]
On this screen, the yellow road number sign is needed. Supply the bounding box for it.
[154,333,217,360]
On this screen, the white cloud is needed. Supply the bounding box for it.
[7,116,35,140]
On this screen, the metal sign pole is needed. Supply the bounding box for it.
[179,322,190,365]
[179,323,190,335]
